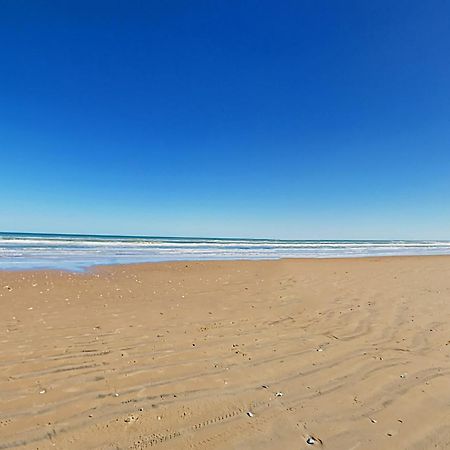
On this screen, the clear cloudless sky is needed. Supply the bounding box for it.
[1,0,449,239]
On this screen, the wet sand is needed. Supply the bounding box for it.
[1,257,450,449]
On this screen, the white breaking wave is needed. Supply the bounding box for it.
[0,233,450,271]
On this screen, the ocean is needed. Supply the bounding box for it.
[1,232,450,271]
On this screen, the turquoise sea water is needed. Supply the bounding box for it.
[1,232,450,271]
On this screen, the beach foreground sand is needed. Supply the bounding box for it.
[1,257,450,449]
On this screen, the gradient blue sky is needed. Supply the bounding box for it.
[1,1,449,239]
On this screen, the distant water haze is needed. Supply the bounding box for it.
[1,232,450,271]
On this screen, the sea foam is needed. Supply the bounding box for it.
[1,232,449,271]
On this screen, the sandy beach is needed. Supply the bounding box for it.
[1,256,450,449]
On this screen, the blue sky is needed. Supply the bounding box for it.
[1,1,449,239]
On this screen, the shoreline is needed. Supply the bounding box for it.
[1,256,450,448]
[3,232,450,273]
[1,253,450,275]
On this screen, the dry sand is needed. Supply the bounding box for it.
[1,257,450,449]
